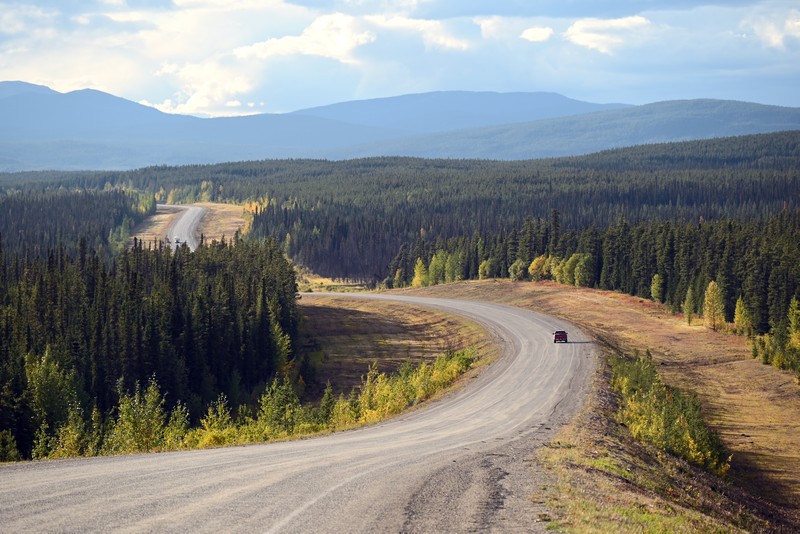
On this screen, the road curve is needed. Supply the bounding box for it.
[0,294,595,533]
[163,204,205,251]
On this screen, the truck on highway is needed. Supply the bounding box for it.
[553,330,568,343]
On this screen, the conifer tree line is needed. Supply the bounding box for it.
[2,131,797,281]
[0,237,300,459]
[389,209,800,343]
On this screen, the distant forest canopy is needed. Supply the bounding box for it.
[0,190,155,259]
[1,130,798,281]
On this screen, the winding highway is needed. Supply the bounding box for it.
[0,294,595,532]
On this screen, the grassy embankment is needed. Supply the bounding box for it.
[411,280,800,531]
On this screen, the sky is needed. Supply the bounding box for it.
[0,0,798,117]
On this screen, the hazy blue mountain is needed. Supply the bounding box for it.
[0,81,57,100]
[351,99,800,159]
[290,91,631,133]
[1,82,799,171]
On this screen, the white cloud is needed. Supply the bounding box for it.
[474,16,505,39]
[564,15,650,54]
[1,1,798,116]
[234,13,375,64]
[151,59,255,115]
[366,14,470,50]
[520,26,554,43]
[745,9,800,49]
[0,5,57,35]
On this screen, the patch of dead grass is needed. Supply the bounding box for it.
[192,202,246,243]
[128,205,182,247]
[298,294,496,400]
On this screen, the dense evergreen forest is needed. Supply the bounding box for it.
[0,190,154,258]
[2,131,798,280]
[0,130,798,459]
[389,210,800,332]
[0,238,299,459]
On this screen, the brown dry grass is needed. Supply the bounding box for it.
[297,271,371,293]
[407,280,800,521]
[192,202,246,243]
[298,294,496,400]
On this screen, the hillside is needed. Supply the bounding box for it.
[1,81,799,170]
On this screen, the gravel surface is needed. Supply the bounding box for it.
[0,294,595,533]
[163,204,205,251]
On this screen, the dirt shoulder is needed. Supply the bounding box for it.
[407,280,800,518]
[191,202,246,243]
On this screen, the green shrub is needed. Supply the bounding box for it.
[611,351,730,476]
[0,430,21,462]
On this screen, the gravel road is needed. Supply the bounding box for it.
[0,294,595,533]
[163,204,205,251]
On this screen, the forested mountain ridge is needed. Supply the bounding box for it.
[2,81,799,170]
[360,99,800,159]
[7,130,792,281]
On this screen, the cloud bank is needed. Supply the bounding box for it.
[0,0,797,116]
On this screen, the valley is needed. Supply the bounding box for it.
[123,199,800,527]
[3,1,799,530]
[1,130,798,531]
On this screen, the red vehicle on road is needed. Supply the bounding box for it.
[553,330,568,343]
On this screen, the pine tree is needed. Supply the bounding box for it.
[704,281,726,331]
[684,287,695,325]
[789,296,800,350]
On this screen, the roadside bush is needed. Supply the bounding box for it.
[105,378,166,454]
[0,430,22,462]
[611,351,730,476]
[21,348,480,458]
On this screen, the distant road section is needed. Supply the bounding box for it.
[163,204,205,251]
[0,294,595,532]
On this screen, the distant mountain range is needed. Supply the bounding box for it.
[1,81,799,171]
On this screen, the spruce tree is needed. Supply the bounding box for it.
[651,274,664,303]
